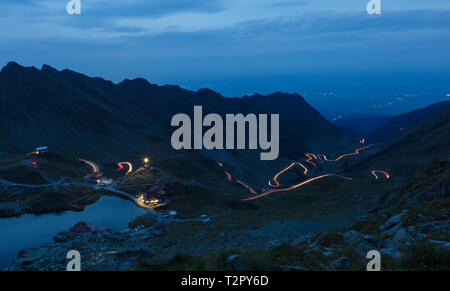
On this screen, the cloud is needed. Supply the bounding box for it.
[268,1,307,8]
[87,0,227,18]
[110,9,450,49]
[0,0,226,17]
[0,0,449,97]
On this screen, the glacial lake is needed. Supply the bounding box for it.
[0,196,147,269]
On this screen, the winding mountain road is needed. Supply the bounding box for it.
[371,170,390,180]
[118,162,133,175]
[217,145,389,201]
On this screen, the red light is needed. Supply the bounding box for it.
[31,161,37,166]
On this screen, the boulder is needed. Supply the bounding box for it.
[355,241,376,253]
[267,240,283,248]
[351,249,365,262]
[429,240,450,248]
[153,229,165,237]
[380,248,402,259]
[290,234,311,246]
[380,210,408,231]
[276,265,309,271]
[344,230,376,245]
[226,254,248,271]
[322,251,333,257]
[393,228,411,243]
[380,238,400,249]
[382,222,403,237]
[53,231,77,243]
[69,221,95,233]
[94,249,154,271]
[330,257,350,269]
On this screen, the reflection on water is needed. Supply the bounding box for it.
[0,196,147,269]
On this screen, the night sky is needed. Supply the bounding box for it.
[1,0,449,116]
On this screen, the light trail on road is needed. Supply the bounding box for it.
[218,161,232,181]
[317,154,328,162]
[371,170,390,180]
[214,146,376,201]
[118,162,133,175]
[268,162,308,188]
[305,153,318,167]
[238,146,373,200]
[237,180,258,195]
[79,159,100,173]
[242,174,353,201]
[321,146,370,162]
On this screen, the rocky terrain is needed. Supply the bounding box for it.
[1,62,449,271]
[7,157,449,271]
[7,113,449,270]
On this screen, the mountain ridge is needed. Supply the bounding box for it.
[367,100,450,143]
[349,104,450,177]
[0,62,345,161]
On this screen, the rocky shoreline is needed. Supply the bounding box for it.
[0,193,100,218]
[6,204,449,271]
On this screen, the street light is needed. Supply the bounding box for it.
[143,157,151,169]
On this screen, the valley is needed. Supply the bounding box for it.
[0,141,397,270]
[0,62,448,271]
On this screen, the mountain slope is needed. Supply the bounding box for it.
[332,115,393,139]
[350,104,450,177]
[0,62,346,163]
[367,101,450,144]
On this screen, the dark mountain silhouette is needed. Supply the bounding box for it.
[367,100,450,144]
[332,115,393,140]
[0,62,343,161]
[351,104,450,177]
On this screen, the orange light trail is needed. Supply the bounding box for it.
[269,162,308,188]
[323,146,370,162]
[318,154,328,161]
[233,147,370,201]
[218,161,232,181]
[305,153,317,167]
[118,162,133,175]
[237,180,258,195]
[371,170,390,180]
[242,174,352,201]
[320,154,331,161]
[79,159,100,173]
[268,180,276,187]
